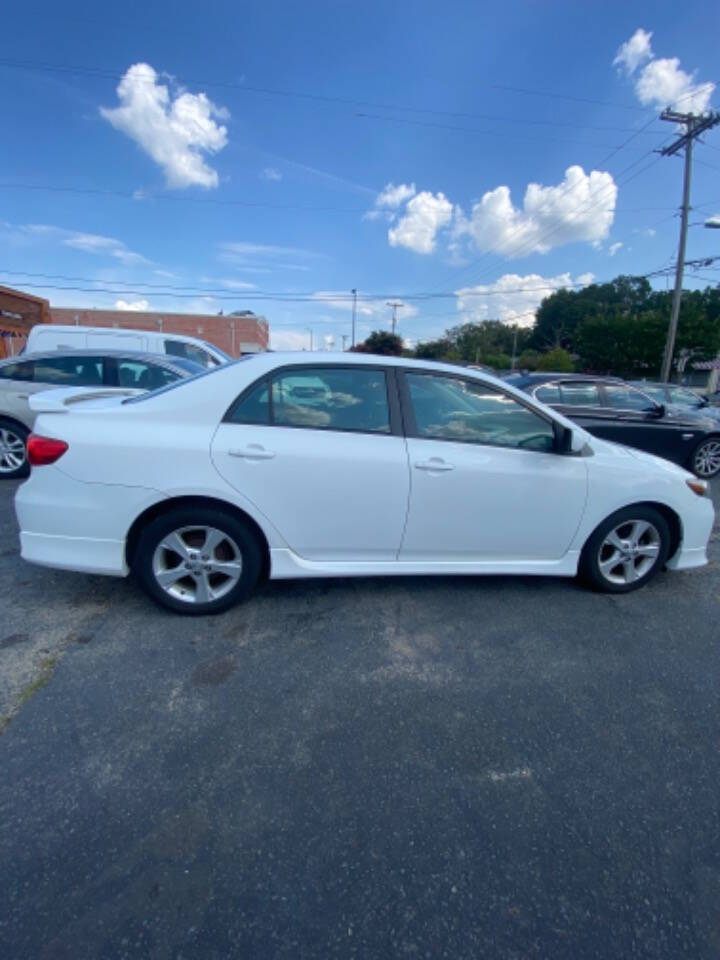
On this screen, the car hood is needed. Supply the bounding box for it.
[587,434,694,479]
[657,406,719,430]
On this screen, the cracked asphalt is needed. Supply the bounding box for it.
[1,478,720,959]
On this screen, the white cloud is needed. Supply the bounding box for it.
[388,191,453,254]
[364,182,417,222]
[100,63,229,189]
[21,224,149,264]
[614,29,715,114]
[218,241,325,274]
[376,182,416,209]
[454,166,616,258]
[115,298,150,311]
[608,241,623,256]
[614,28,653,75]
[576,272,596,286]
[153,269,179,279]
[635,58,713,114]
[455,272,590,328]
[261,167,282,181]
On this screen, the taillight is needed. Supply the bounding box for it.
[27,435,69,466]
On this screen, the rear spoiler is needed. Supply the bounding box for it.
[29,386,142,413]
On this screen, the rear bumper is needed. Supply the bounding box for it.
[20,531,127,576]
[15,466,161,577]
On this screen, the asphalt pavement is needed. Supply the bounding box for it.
[1,478,720,959]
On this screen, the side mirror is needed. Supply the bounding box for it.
[651,403,666,418]
[553,423,574,454]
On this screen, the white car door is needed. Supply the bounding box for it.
[399,371,588,561]
[212,364,410,561]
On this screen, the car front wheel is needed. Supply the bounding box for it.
[579,505,670,593]
[690,437,720,478]
[134,507,262,615]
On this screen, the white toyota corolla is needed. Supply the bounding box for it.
[15,353,715,614]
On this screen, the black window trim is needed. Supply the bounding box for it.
[223,362,403,437]
[397,367,567,455]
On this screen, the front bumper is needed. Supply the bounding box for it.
[665,493,715,570]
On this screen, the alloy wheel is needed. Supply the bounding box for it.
[151,525,243,604]
[596,519,661,586]
[0,428,27,474]
[693,439,720,478]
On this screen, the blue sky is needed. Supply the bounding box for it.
[2,0,720,349]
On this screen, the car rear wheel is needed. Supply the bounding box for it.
[0,419,30,480]
[134,507,262,615]
[690,437,720,478]
[579,505,670,593]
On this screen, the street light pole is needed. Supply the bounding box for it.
[307,327,313,351]
[351,289,357,347]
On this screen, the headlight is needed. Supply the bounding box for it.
[686,478,709,497]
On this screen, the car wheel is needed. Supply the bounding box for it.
[0,419,30,480]
[134,507,262,615]
[579,505,670,594]
[690,437,720,478]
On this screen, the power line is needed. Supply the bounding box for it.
[0,56,674,126]
[490,83,647,112]
[0,182,367,213]
[354,112,656,151]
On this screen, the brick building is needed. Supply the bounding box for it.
[0,285,51,357]
[49,307,268,357]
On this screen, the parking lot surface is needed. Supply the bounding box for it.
[1,478,720,959]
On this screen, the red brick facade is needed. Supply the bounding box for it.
[49,307,268,357]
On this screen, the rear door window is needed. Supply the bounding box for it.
[558,383,601,406]
[226,367,391,434]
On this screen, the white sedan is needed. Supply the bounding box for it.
[15,353,715,614]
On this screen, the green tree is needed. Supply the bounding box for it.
[536,347,574,372]
[415,337,455,360]
[351,330,404,356]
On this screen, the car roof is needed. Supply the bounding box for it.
[0,349,202,371]
[507,372,626,386]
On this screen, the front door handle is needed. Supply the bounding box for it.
[415,458,455,472]
[228,445,276,460]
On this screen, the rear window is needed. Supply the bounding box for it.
[165,339,219,368]
[0,361,34,381]
[122,356,256,404]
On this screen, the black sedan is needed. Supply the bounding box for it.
[504,372,720,478]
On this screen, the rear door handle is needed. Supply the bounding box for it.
[415,458,455,472]
[228,445,276,460]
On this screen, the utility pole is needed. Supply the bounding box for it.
[511,325,519,371]
[659,109,720,382]
[307,327,314,351]
[386,301,403,335]
[351,289,357,347]
[341,334,349,351]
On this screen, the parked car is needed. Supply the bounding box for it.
[0,349,204,479]
[505,372,720,479]
[26,324,231,368]
[629,381,720,424]
[15,354,713,613]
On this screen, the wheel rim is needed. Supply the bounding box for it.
[151,526,243,604]
[0,428,27,474]
[597,519,661,586]
[694,440,720,478]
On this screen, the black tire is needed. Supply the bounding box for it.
[0,418,30,480]
[134,507,262,615]
[579,505,670,594]
[689,436,720,479]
